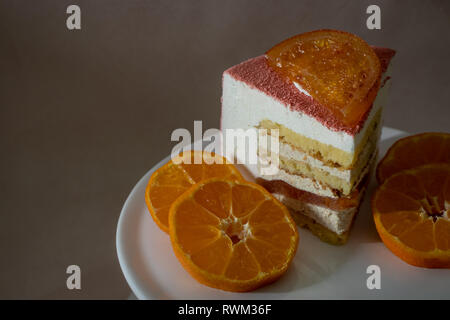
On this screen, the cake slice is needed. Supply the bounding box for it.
[221,30,395,244]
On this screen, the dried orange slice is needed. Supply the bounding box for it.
[169,178,299,292]
[372,164,450,268]
[145,151,243,233]
[266,29,381,128]
[377,132,450,184]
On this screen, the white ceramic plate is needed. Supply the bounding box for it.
[116,127,450,299]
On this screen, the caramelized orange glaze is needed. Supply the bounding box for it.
[266,30,381,128]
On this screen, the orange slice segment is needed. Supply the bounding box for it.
[377,132,450,184]
[372,164,450,268]
[169,178,299,292]
[145,151,243,233]
[266,29,381,128]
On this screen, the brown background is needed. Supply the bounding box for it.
[0,0,449,299]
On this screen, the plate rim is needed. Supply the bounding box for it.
[116,127,408,299]
[116,156,171,300]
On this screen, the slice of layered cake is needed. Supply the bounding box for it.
[221,30,395,244]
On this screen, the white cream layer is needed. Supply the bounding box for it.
[258,163,338,198]
[273,193,356,235]
[221,66,391,154]
[257,116,381,183]
[258,147,376,198]
[259,132,350,181]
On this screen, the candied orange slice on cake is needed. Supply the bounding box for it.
[266,29,381,128]
[169,178,299,292]
[145,151,243,233]
[377,132,450,184]
[372,164,450,268]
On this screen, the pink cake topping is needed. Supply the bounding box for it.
[224,47,395,135]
